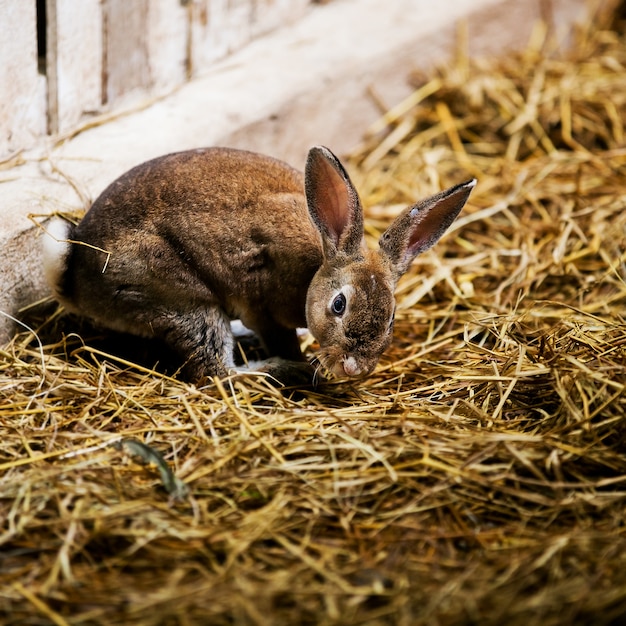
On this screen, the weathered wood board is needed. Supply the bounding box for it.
[102,0,151,104]
[147,1,189,89]
[47,0,102,134]
[0,0,46,157]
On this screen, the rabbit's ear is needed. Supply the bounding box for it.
[305,146,364,258]
[379,179,476,280]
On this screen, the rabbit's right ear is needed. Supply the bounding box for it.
[379,179,476,281]
[305,146,364,258]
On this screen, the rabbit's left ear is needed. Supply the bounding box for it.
[305,146,364,259]
[379,179,476,280]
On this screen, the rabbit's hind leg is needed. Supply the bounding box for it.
[151,305,235,381]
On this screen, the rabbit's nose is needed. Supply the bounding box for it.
[342,356,362,377]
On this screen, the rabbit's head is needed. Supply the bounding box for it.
[304,146,475,378]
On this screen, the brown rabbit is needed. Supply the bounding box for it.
[42,146,475,383]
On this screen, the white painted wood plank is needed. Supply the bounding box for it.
[251,0,310,37]
[190,0,230,70]
[0,0,46,157]
[224,0,254,53]
[48,0,103,134]
[147,0,189,91]
[103,0,150,104]
[189,0,311,71]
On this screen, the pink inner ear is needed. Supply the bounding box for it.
[306,145,364,255]
[407,189,467,257]
[314,157,351,245]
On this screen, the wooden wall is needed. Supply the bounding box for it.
[0,0,310,158]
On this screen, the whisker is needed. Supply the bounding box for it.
[312,362,324,387]
[310,351,335,383]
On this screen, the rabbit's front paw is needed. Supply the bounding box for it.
[236,358,322,387]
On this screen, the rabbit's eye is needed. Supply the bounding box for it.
[331,293,347,316]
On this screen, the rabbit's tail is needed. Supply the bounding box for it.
[41,218,75,306]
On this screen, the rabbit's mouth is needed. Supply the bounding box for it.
[315,348,376,379]
[341,356,363,377]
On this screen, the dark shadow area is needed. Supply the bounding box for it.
[16,300,268,380]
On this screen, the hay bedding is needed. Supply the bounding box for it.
[2,6,626,625]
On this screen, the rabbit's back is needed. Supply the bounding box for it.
[77,147,308,236]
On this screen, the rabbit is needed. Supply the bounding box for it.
[42,145,475,383]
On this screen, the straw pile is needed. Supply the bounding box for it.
[2,5,626,625]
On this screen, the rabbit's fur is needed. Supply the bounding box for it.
[42,146,475,383]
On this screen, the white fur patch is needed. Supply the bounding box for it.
[342,356,361,377]
[41,219,72,296]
